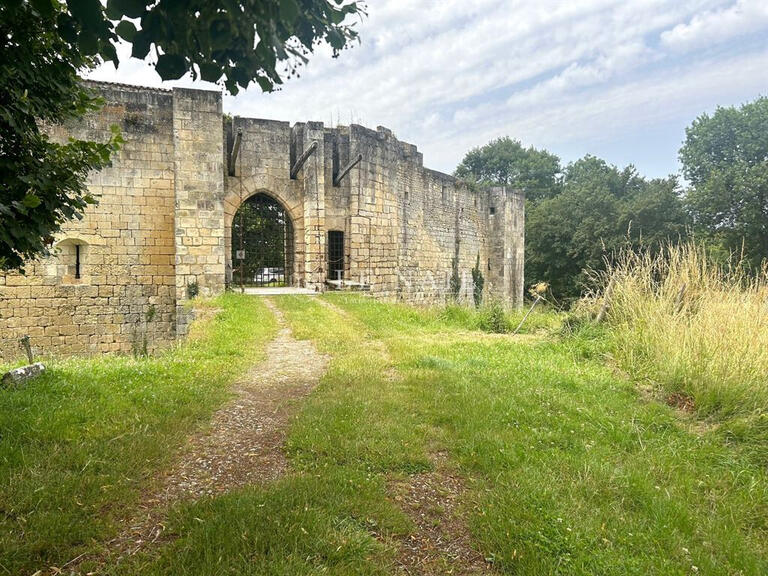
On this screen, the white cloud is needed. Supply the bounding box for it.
[89,0,768,177]
[432,48,768,159]
[661,0,768,52]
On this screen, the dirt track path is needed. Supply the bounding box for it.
[72,296,489,575]
[149,298,329,499]
[80,298,329,570]
[390,451,490,575]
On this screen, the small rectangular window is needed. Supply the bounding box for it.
[56,240,88,284]
[489,206,496,215]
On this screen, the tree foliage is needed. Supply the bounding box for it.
[456,100,768,300]
[454,136,561,202]
[456,135,691,299]
[680,97,768,267]
[1,0,363,271]
[21,0,363,95]
[526,156,688,298]
[0,2,122,271]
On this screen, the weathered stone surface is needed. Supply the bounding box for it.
[2,363,46,387]
[1,83,176,360]
[0,81,524,360]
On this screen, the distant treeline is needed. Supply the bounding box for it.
[455,96,768,300]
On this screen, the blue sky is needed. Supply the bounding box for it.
[90,0,768,180]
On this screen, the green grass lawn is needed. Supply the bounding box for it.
[114,294,767,575]
[0,294,276,575]
[307,295,768,574]
[2,293,766,575]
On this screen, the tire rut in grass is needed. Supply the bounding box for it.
[317,297,491,575]
[390,452,491,576]
[79,298,329,571]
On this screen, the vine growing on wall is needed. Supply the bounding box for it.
[472,253,484,307]
[450,256,461,300]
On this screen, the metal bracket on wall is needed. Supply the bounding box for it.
[333,153,363,187]
[290,141,319,179]
[228,128,243,177]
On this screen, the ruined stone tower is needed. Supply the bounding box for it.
[0,82,524,359]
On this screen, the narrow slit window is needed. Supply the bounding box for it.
[331,139,340,186]
[54,239,89,284]
[75,244,81,279]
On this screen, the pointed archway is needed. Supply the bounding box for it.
[230,193,295,288]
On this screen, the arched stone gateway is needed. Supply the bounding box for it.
[227,193,295,288]
[223,183,307,289]
[0,82,524,359]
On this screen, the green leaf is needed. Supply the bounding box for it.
[199,62,223,83]
[115,20,137,41]
[255,74,273,92]
[279,0,299,22]
[155,53,187,80]
[100,39,119,63]
[224,78,239,96]
[30,0,55,19]
[131,31,151,58]
[326,29,346,50]
[57,13,78,44]
[78,30,99,55]
[22,193,42,209]
[209,17,231,50]
[105,1,122,20]
[68,0,104,30]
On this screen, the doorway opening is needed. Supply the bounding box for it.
[231,193,294,287]
[327,230,344,281]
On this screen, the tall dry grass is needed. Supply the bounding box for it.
[592,243,768,418]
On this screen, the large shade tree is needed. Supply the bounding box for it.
[454,136,562,202]
[526,156,688,298]
[680,97,768,267]
[0,0,363,271]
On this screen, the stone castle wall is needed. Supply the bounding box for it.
[0,82,524,360]
[0,84,177,359]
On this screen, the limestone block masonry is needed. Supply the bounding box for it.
[0,82,524,360]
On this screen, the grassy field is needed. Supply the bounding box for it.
[113,294,765,575]
[0,294,276,575]
[588,243,768,466]
[2,292,766,575]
